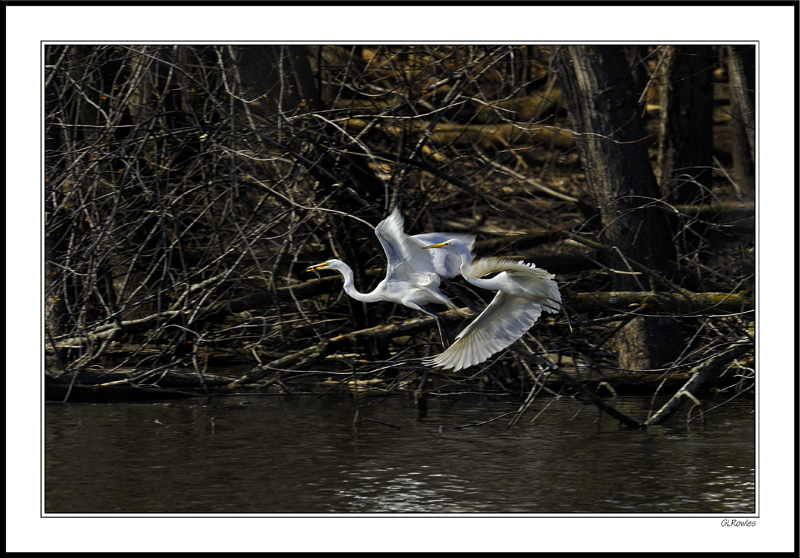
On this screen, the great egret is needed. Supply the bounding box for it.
[305,208,476,345]
[423,239,561,371]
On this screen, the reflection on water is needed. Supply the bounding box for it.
[44,392,755,514]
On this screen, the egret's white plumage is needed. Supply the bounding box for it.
[423,239,561,371]
[305,208,475,345]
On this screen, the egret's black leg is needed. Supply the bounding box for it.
[432,315,448,348]
[411,305,449,348]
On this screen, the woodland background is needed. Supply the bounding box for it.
[44,45,755,424]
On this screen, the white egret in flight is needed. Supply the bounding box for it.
[305,208,475,345]
[423,239,561,371]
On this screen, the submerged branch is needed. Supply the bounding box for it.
[644,340,753,426]
[509,346,643,428]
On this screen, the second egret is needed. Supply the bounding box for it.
[423,239,561,371]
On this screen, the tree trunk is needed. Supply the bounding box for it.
[552,45,684,372]
[657,45,714,204]
[726,45,755,199]
[656,46,715,282]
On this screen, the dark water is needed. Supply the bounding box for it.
[44,392,755,514]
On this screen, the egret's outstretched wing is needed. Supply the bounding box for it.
[427,292,544,371]
[375,208,463,294]
[374,208,435,285]
[373,207,406,273]
[467,257,562,312]
[410,232,476,278]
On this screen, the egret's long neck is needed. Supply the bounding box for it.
[456,242,474,275]
[336,264,374,302]
[455,243,499,291]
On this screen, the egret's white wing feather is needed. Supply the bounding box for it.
[429,292,544,371]
[466,257,562,312]
[373,208,460,310]
[373,208,407,275]
[466,256,543,278]
[375,208,437,287]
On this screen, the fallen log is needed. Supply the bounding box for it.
[49,289,753,356]
[569,290,753,315]
[343,118,574,151]
[224,309,470,389]
[45,366,239,402]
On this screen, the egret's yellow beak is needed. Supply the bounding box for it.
[422,241,450,250]
[305,262,330,273]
